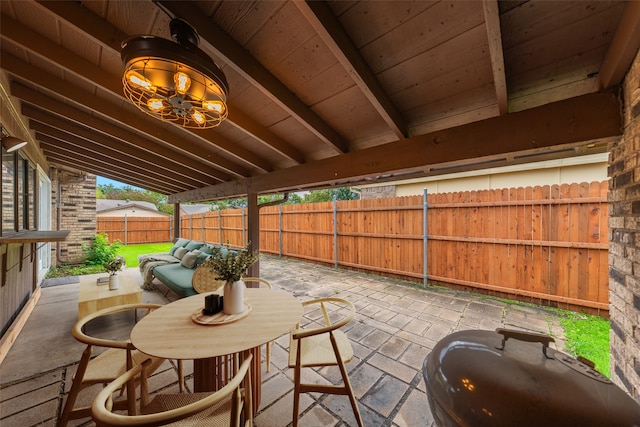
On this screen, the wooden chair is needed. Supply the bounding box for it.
[288,297,363,427]
[91,354,253,427]
[59,303,182,427]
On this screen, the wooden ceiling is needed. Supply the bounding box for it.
[1,1,638,203]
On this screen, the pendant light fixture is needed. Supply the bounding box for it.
[1,136,28,152]
[1,126,28,152]
[121,18,229,129]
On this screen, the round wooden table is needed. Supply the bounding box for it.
[131,288,302,413]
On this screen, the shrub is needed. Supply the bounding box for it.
[83,233,121,266]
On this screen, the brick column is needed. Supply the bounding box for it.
[55,171,97,264]
[608,49,640,402]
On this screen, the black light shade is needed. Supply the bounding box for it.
[2,136,28,152]
[121,18,229,129]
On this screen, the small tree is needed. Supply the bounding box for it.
[83,233,121,266]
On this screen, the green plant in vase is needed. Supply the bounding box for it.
[202,243,258,315]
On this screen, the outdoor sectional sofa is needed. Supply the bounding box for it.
[138,238,225,298]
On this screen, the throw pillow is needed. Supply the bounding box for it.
[174,247,189,260]
[184,241,204,251]
[169,238,191,255]
[181,250,201,269]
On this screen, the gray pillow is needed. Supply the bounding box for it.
[174,247,189,260]
[169,238,191,255]
[181,250,201,269]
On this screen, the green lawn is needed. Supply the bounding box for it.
[560,311,611,377]
[118,242,173,268]
[45,242,173,278]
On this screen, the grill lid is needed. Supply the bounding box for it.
[422,328,640,427]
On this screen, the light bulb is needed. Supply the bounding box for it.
[147,98,164,112]
[203,100,226,115]
[126,70,156,92]
[174,72,191,94]
[192,110,206,125]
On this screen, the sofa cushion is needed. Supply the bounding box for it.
[169,238,191,255]
[184,241,205,251]
[152,263,197,298]
[174,247,189,260]
[181,250,201,269]
[200,245,215,255]
[196,252,211,266]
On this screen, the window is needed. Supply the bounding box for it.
[1,148,36,235]
[2,148,15,234]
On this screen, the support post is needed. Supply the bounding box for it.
[247,192,260,279]
[242,209,246,247]
[173,203,180,242]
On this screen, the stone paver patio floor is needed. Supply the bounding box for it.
[0,255,568,426]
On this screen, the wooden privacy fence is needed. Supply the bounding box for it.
[97,216,173,245]
[97,181,609,313]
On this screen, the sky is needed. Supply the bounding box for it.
[96,176,142,190]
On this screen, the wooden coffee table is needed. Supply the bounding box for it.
[77,274,142,320]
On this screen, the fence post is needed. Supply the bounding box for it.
[279,204,283,257]
[124,214,128,245]
[202,213,205,242]
[333,196,338,268]
[423,188,428,288]
[218,210,223,245]
[242,208,246,245]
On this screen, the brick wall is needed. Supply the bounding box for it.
[51,170,96,265]
[608,48,640,402]
[360,185,396,199]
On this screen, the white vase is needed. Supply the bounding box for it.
[223,280,245,315]
[109,275,119,290]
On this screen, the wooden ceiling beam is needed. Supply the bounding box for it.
[0,51,249,177]
[12,83,228,184]
[1,53,250,178]
[598,0,640,90]
[0,12,272,173]
[44,152,172,194]
[39,137,188,194]
[158,0,350,154]
[34,0,303,166]
[34,0,128,52]
[294,0,407,139]
[29,119,202,189]
[0,13,121,92]
[169,91,621,203]
[226,109,306,164]
[482,0,508,114]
